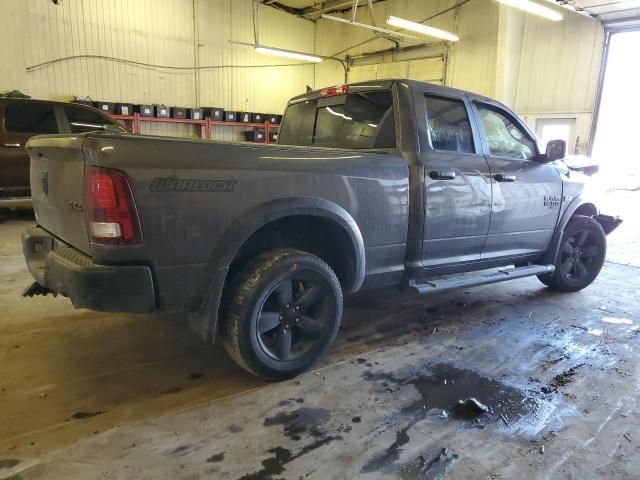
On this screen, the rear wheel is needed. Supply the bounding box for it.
[538,215,606,292]
[221,249,343,380]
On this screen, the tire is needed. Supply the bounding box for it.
[220,249,343,380]
[537,215,606,292]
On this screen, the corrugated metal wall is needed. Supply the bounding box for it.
[0,0,314,140]
[314,0,500,97]
[515,12,604,153]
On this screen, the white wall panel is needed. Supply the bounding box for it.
[515,12,604,153]
[0,0,314,139]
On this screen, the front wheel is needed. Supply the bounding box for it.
[538,215,606,292]
[220,249,343,380]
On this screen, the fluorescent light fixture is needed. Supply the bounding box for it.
[321,14,424,41]
[496,0,563,21]
[386,16,459,42]
[254,46,323,63]
[228,40,323,63]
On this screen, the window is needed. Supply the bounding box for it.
[476,104,536,160]
[425,95,474,153]
[64,106,126,134]
[278,90,395,149]
[5,103,58,134]
[535,117,575,152]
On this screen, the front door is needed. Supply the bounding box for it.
[419,91,492,268]
[471,100,563,259]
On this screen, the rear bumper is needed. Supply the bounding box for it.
[22,226,155,313]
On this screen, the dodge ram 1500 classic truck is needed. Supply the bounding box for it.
[21,79,621,380]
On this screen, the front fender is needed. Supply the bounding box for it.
[541,194,621,265]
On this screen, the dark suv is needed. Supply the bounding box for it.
[0,98,127,209]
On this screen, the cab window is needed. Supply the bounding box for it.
[279,90,395,149]
[5,103,58,134]
[476,103,536,160]
[425,95,475,154]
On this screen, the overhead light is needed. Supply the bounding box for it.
[228,40,323,63]
[254,46,323,63]
[386,16,459,42]
[496,0,563,21]
[321,14,424,41]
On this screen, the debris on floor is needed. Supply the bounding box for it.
[455,397,490,418]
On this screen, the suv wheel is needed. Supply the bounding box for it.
[538,215,606,292]
[221,249,343,380]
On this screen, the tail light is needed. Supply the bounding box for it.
[320,84,348,97]
[84,166,142,244]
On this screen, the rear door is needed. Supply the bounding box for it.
[417,89,492,267]
[0,101,61,199]
[470,99,562,259]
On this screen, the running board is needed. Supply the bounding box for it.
[407,264,555,295]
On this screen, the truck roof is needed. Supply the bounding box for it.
[287,78,495,104]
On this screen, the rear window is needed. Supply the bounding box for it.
[278,90,395,149]
[64,106,126,134]
[5,103,58,134]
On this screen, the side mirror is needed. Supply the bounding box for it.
[541,139,566,163]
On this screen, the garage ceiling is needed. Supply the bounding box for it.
[263,0,386,19]
[266,0,640,28]
[563,0,640,27]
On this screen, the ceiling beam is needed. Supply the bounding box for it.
[301,0,387,18]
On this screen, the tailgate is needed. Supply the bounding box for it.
[27,135,91,254]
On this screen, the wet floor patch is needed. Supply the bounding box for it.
[70,411,106,420]
[0,459,20,469]
[360,362,573,476]
[263,407,330,441]
[238,435,342,480]
[368,362,575,437]
[399,447,459,480]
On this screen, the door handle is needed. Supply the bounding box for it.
[494,173,516,182]
[3,143,21,148]
[429,170,456,180]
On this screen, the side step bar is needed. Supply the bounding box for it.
[407,264,555,295]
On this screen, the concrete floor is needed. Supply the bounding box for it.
[1,193,638,480]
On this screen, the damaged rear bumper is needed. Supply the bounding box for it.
[21,226,156,313]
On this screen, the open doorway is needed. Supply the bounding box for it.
[590,29,640,265]
[591,30,640,188]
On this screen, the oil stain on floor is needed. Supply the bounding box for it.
[360,361,574,477]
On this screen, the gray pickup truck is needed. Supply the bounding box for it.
[22,79,621,380]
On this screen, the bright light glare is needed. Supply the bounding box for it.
[386,16,459,41]
[496,0,563,21]
[255,46,322,63]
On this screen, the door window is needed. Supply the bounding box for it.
[5,103,58,134]
[476,104,536,160]
[64,106,126,134]
[425,95,474,154]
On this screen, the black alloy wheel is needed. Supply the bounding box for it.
[538,215,606,292]
[256,271,335,362]
[557,229,602,283]
[221,249,343,380]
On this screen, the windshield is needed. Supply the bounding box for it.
[278,90,395,149]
